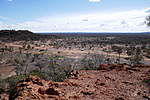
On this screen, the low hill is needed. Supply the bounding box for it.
[0,30,59,41]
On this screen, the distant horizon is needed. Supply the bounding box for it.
[34,30,150,34]
[1,29,150,34]
[35,31,150,34]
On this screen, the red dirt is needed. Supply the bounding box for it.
[2,64,150,100]
[0,64,16,79]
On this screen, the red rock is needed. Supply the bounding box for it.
[8,64,150,100]
[98,64,109,70]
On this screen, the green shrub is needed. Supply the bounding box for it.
[80,53,105,70]
[0,79,8,93]
[5,75,27,90]
[29,70,45,79]
[47,55,72,82]
[6,70,45,88]
[0,88,4,94]
[4,71,46,93]
[143,79,150,84]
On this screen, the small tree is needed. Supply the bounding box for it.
[130,47,144,65]
[34,54,49,72]
[145,48,150,58]
[0,48,5,62]
[81,53,106,70]
[146,16,150,26]
[14,56,25,76]
[116,48,123,64]
[13,52,33,76]
[126,46,136,56]
[46,55,72,82]
[24,53,33,75]
[112,46,123,64]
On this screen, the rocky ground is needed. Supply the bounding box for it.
[1,64,150,100]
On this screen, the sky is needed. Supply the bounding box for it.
[0,0,150,32]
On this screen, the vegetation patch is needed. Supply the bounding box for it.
[0,88,5,94]
[143,79,150,84]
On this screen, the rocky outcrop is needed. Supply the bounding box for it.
[0,93,9,100]
[7,64,150,100]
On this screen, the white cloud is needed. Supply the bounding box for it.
[89,0,101,2]
[145,8,150,13]
[8,0,13,2]
[0,16,8,20]
[0,8,149,32]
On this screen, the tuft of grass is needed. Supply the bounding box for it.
[143,79,150,84]
[29,70,45,79]
[5,75,27,88]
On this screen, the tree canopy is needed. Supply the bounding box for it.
[146,16,150,26]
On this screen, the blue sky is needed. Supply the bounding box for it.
[0,0,150,32]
